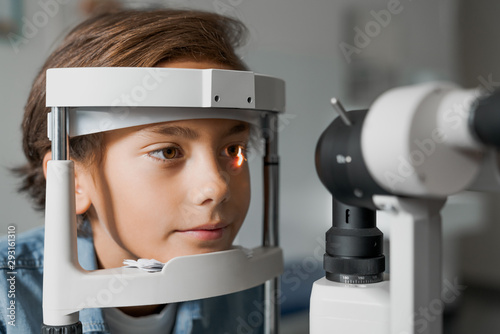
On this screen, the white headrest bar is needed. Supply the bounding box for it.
[46,67,285,112]
[46,67,284,137]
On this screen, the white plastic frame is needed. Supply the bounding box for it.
[43,68,285,330]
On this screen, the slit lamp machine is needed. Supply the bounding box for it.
[311,82,500,334]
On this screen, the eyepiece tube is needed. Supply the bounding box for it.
[471,90,500,148]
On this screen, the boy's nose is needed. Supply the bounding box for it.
[189,157,230,207]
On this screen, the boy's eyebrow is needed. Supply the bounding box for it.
[144,122,249,139]
[147,125,199,139]
[223,122,250,137]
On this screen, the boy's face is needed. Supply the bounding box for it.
[84,118,251,267]
[77,60,252,268]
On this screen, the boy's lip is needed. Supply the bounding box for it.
[176,222,229,241]
[186,222,229,231]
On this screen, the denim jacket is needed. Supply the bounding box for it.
[0,226,263,334]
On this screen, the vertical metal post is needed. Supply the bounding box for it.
[43,106,83,333]
[51,107,69,160]
[262,112,280,334]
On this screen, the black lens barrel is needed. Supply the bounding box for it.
[324,199,385,283]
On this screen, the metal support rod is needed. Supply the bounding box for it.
[330,97,352,126]
[262,112,280,247]
[43,106,82,332]
[262,112,280,334]
[51,107,69,161]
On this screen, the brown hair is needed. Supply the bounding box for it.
[15,9,248,211]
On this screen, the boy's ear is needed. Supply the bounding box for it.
[42,151,51,179]
[43,151,92,215]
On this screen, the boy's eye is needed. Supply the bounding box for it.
[226,145,241,157]
[224,144,246,158]
[224,144,247,167]
[149,146,183,160]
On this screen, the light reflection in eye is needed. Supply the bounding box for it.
[236,147,245,167]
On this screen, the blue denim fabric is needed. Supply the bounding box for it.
[0,226,263,334]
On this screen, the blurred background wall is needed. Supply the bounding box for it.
[0,0,499,332]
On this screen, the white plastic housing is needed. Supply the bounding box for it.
[310,278,390,334]
[361,82,484,197]
[374,196,445,334]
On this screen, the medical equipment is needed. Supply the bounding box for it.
[41,68,285,333]
[310,82,500,334]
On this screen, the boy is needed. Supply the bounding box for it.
[1,9,264,333]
